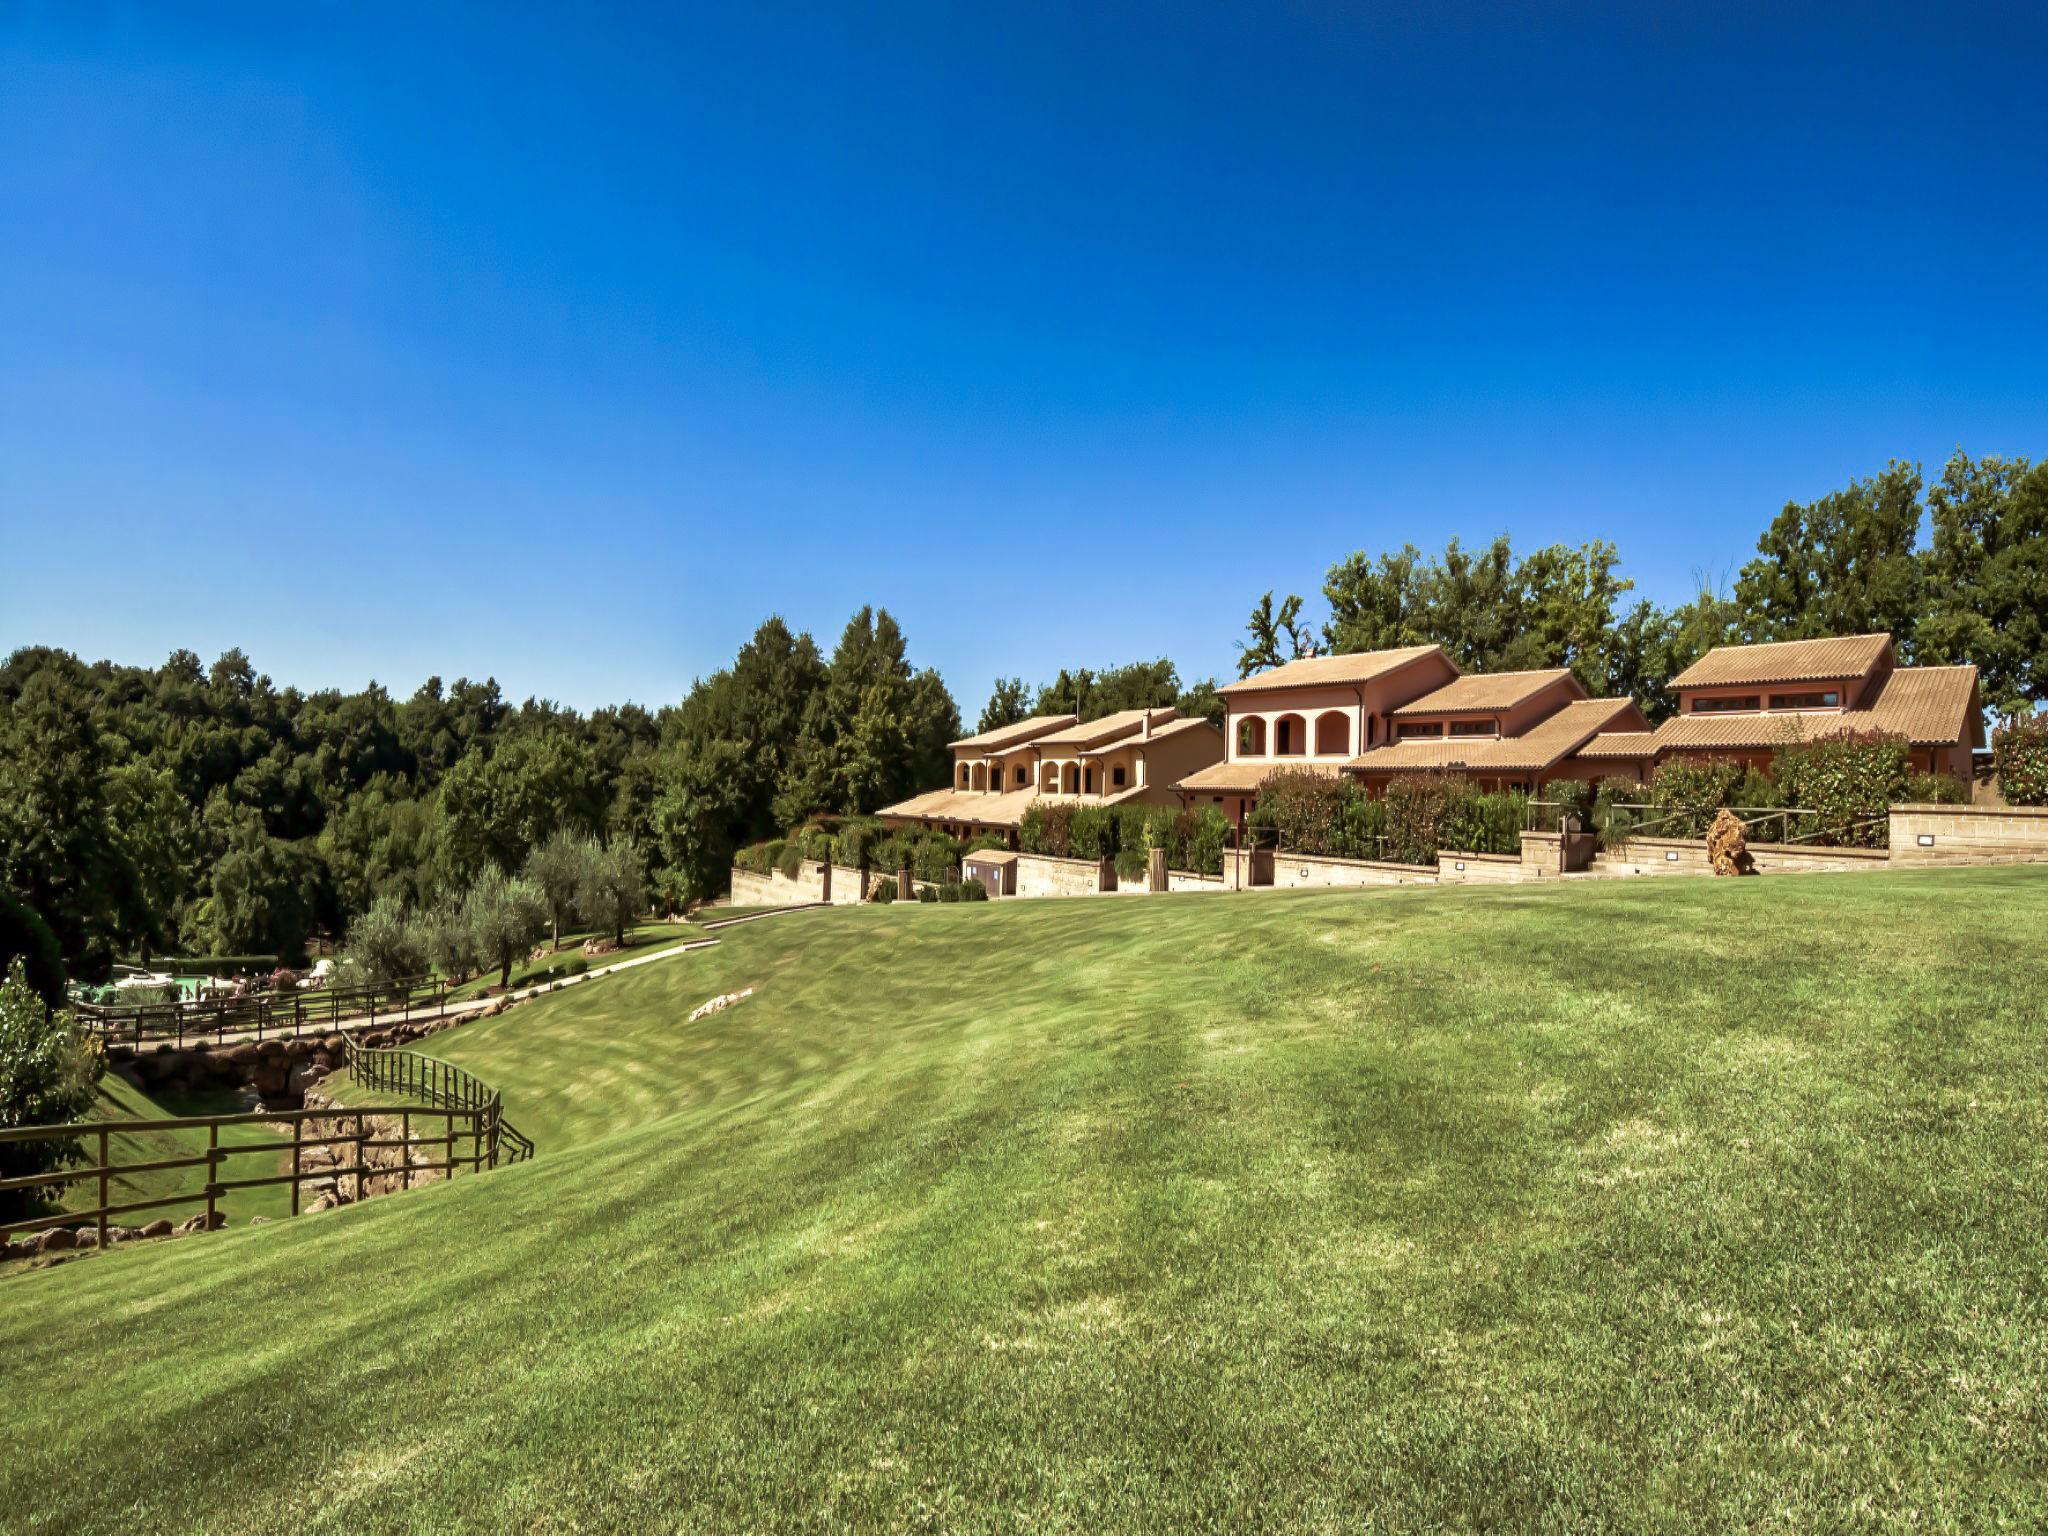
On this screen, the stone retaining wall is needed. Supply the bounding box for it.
[1012,851,1112,898]
[1595,836,1889,877]
[1436,851,1524,884]
[1889,803,2048,865]
[1243,848,1439,889]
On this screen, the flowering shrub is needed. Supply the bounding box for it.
[1771,730,1911,847]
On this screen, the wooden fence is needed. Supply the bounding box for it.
[0,1047,532,1252]
[74,974,460,1049]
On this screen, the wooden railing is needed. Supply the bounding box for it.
[74,974,460,1049]
[0,1047,532,1251]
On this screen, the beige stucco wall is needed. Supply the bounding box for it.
[1890,804,2048,865]
[1223,655,1457,774]
[1435,852,1526,884]
[729,868,782,905]
[1012,852,1110,899]
[1257,850,1438,889]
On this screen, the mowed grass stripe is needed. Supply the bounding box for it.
[3,868,2046,1532]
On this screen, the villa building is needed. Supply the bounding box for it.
[1168,645,1459,826]
[1575,633,1983,782]
[1346,669,1650,791]
[878,708,1223,842]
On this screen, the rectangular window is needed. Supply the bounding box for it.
[1397,721,1444,739]
[1691,695,1760,713]
[1448,719,1496,738]
[1769,691,1840,709]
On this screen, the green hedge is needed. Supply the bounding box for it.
[1772,731,1910,847]
[1993,715,2048,806]
[1254,773,1519,865]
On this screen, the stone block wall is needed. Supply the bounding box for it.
[1890,803,2048,865]
[1012,852,1109,898]
[1436,852,1524,884]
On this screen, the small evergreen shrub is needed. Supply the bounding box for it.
[1067,807,1119,861]
[961,880,989,901]
[774,842,804,879]
[1992,714,2048,806]
[872,880,897,904]
[1174,807,1231,876]
[1440,789,1526,857]
[1905,770,1969,805]
[916,885,938,903]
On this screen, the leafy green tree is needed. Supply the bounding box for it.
[1236,592,1313,677]
[0,958,104,1220]
[652,738,752,903]
[425,901,482,982]
[340,894,430,988]
[577,840,646,945]
[978,678,1031,733]
[1321,545,1427,657]
[1918,451,2048,715]
[1032,659,1181,721]
[461,867,548,990]
[1734,461,1925,645]
[1514,540,1633,693]
[522,829,594,949]
[0,892,66,1011]
[199,812,319,960]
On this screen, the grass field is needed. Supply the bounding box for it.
[5,868,2047,1531]
[440,921,691,1001]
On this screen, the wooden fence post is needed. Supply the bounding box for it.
[291,1118,302,1216]
[205,1123,219,1230]
[97,1127,109,1250]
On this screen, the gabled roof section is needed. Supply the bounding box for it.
[1652,664,1981,751]
[1388,668,1581,717]
[1670,633,1892,689]
[1215,645,1449,696]
[875,784,1041,829]
[1574,730,1659,761]
[1348,698,1646,775]
[949,714,1077,752]
[1031,708,1178,750]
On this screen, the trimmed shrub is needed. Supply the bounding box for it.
[872,880,897,904]
[1174,807,1230,876]
[1255,770,1357,856]
[1441,789,1526,857]
[1905,770,1969,805]
[1647,758,1746,838]
[916,885,938,903]
[564,958,589,976]
[1383,775,1471,866]
[1019,803,1075,859]
[1772,730,1910,848]
[964,831,1008,855]
[961,880,989,901]
[774,841,804,880]
[1730,766,1782,810]
[1331,792,1388,861]
[909,834,962,886]
[733,842,775,876]
[1067,807,1118,861]
[1992,714,2048,806]
[1591,776,1646,845]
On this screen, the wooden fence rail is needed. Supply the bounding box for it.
[74,974,459,1049]
[0,1047,532,1253]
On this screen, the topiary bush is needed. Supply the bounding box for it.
[1992,714,2048,806]
[961,880,989,901]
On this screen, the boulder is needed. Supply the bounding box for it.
[73,1228,99,1248]
[288,1062,329,1097]
[38,1228,76,1252]
[1706,808,1752,877]
[138,1219,174,1238]
[175,1211,228,1235]
[248,1216,270,1226]
[225,1041,261,1067]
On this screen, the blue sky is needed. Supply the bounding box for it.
[3,2,2044,717]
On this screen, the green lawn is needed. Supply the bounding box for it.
[6,868,2048,1531]
[57,1073,294,1228]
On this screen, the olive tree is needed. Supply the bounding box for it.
[462,867,548,990]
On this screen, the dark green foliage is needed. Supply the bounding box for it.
[871,880,897,904]
[832,819,883,869]
[1439,789,1527,858]
[1992,714,2048,806]
[907,834,961,886]
[960,879,989,901]
[1253,770,1357,856]
[577,839,647,944]
[1735,461,1925,647]
[1382,775,1467,867]
[1173,808,1230,876]
[1772,732,1912,847]
[775,842,804,880]
[977,679,1031,734]
[0,891,65,1011]
[1065,808,1118,862]
[1905,772,1969,806]
[1646,758,1747,837]
[1918,453,2047,717]
[0,958,103,1219]
[1019,803,1075,859]
[732,842,776,877]
[340,895,431,988]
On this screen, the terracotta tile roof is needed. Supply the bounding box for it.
[1652,664,1981,751]
[1349,698,1646,775]
[1215,645,1449,696]
[948,714,1077,752]
[1670,633,1892,689]
[1170,759,1345,796]
[1574,730,1659,760]
[875,785,1040,828]
[1031,708,1178,749]
[1388,668,1580,717]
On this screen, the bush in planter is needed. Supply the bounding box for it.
[1772,729,1910,847]
[1254,770,1360,856]
[1383,774,1475,866]
[1020,803,1075,859]
[1067,806,1118,861]
[774,841,804,880]
[1440,789,1526,857]
[1647,758,1745,837]
[1993,714,2048,806]
[734,842,774,876]
[1173,807,1230,876]
[1592,775,1648,844]
[961,880,989,901]
[1905,770,1969,805]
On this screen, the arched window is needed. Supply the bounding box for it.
[969,763,986,791]
[957,764,970,789]
[1314,711,1349,755]
[1063,763,1081,794]
[1274,714,1307,756]
[1039,761,1061,793]
[1237,717,1267,756]
[1112,765,1127,787]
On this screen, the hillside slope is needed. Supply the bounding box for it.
[6,870,2048,1532]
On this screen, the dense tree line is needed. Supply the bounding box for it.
[977,660,1225,733]
[1237,450,2046,721]
[0,606,958,988]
